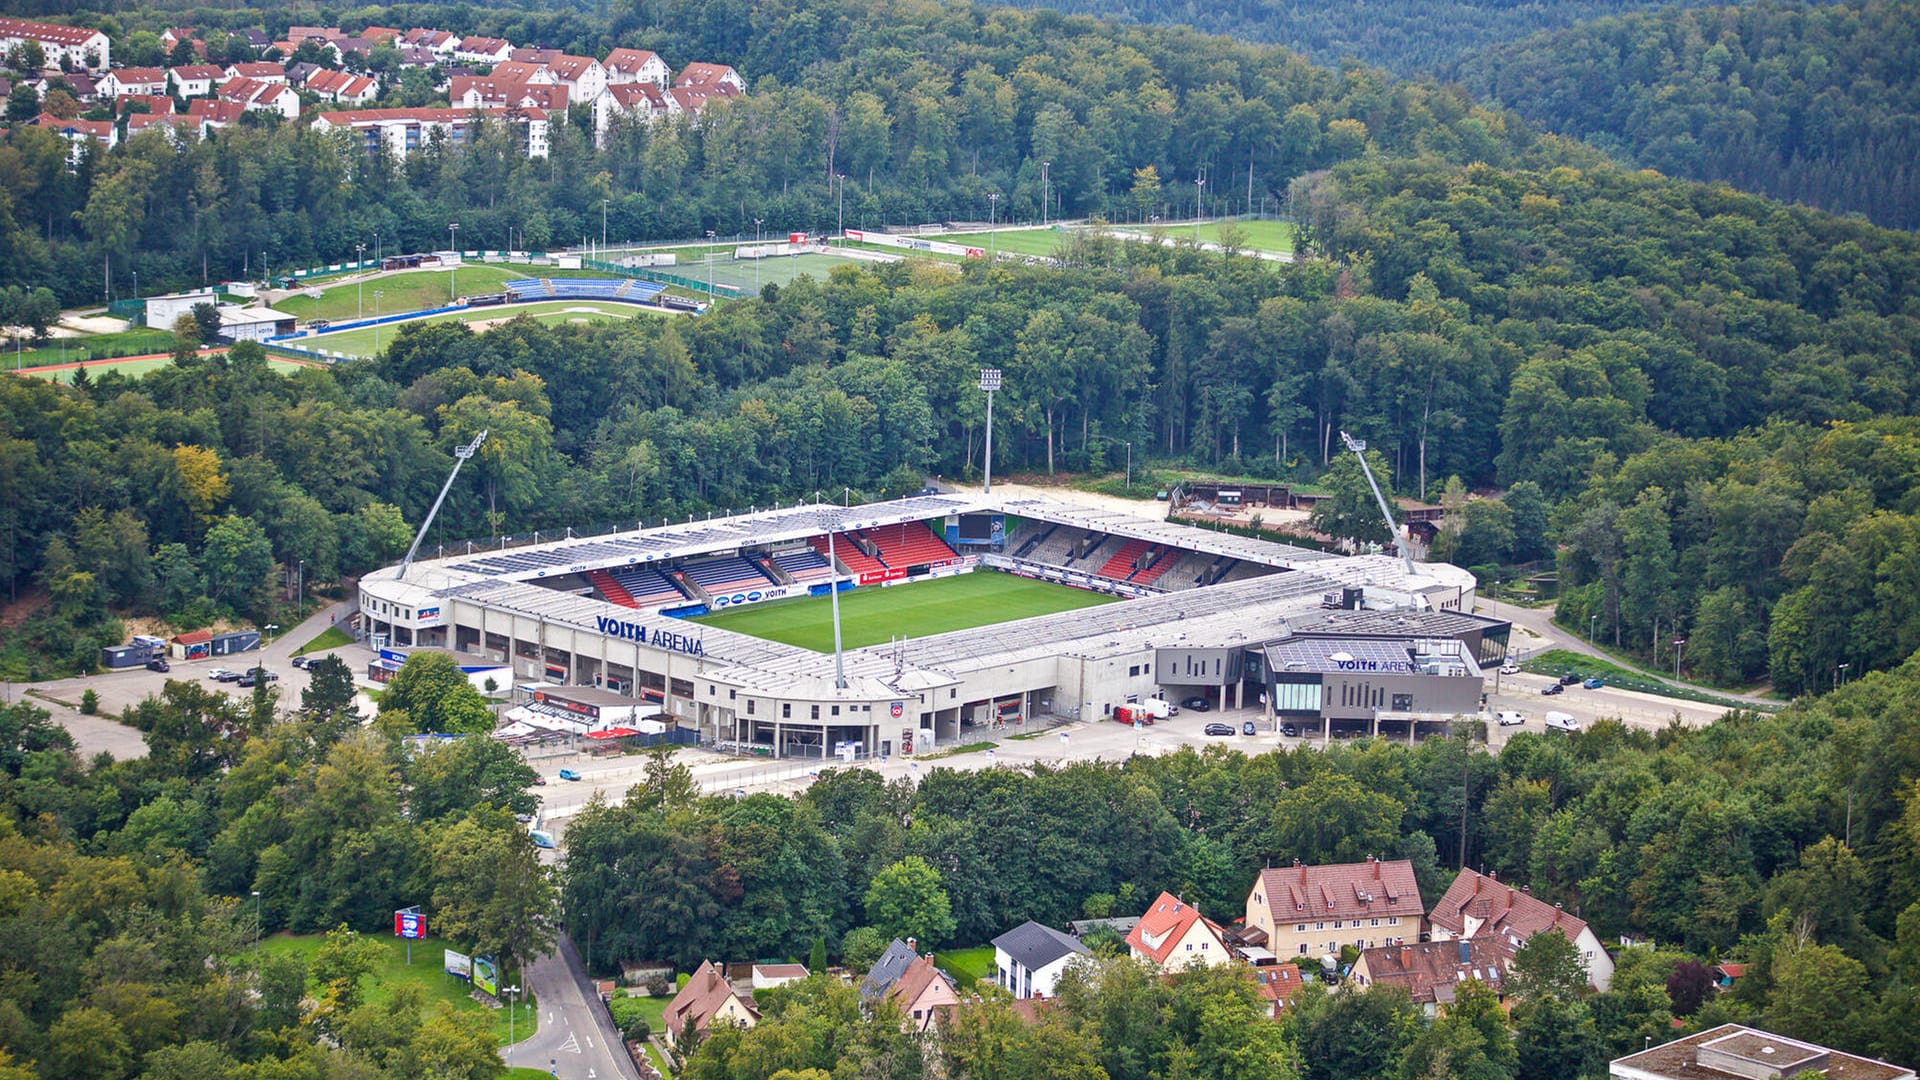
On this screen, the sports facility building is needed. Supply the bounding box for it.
[358,492,1505,757]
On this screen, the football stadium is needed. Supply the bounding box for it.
[358,491,1508,758]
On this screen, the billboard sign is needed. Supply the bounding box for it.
[444,950,472,978]
[394,907,426,939]
[473,954,499,996]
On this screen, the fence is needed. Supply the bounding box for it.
[580,257,740,295]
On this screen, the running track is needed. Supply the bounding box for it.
[6,348,329,378]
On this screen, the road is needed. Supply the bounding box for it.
[508,935,641,1080]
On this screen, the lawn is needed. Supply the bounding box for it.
[933,946,996,989]
[1109,218,1296,254]
[689,571,1118,652]
[933,228,1071,258]
[672,250,858,293]
[305,299,655,358]
[255,932,537,1047]
[608,992,672,1072]
[273,266,525,322]
[297,625,355,654]
[5,327,177,369]
[16,354,319,384]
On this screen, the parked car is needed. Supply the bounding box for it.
[1541,682,1565,696]
[207,668,235,681]
[529,830,556,849]
[1280,723,1299,737]
[1204,722,1233,736]
[1582,677,1606,689]
[1242,720,1258,736]
[146,658,170,672]
[1495,710,1527,726]
[1499,662,1520,675]
[1545,712,1581,733]
[290,655,313,670]
[1558,673,1582,686]
[530,775,548,786]
[1180,696,1212,712]
[558,768,581,781]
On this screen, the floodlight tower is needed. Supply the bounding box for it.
[980,368,1002,494]
[826,525,848,689]
[1339,430,1415,576]
[399,430,488,580]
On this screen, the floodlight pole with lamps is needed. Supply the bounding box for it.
[1087,432,1131,488]
[373,290,383,353]
[986,193,999,259]
[251,890,261,944]
[836,174,846,237]
[601,198,609,250]
[355,244,365,319]
[979,368,1002,493]
[1195,176,1205,240]
[1589,614,1598,644]
[447,223,459,300]
[1838,662,1850,690]
[1673,637,1686,680]
[1041,161,1050,226]
[753,218,765,290]
[263,623,279,646]
[705,230,716,301]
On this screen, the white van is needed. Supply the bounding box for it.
[1494,710,1527,727]
[1544,711,1580,732]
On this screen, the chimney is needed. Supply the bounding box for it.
[1292,857,1301,868]
[1400,947,1411,968]
[1488,870,1497,882]
[1522,885,1530,894]
[907,937,917,954]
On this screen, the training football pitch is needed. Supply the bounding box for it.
[301,299,657,357]
[689,571,1118,652]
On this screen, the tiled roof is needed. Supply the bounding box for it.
[487,61,546,83]
[1357,939,1506,1004]
[111,67,168,86]
[1428,869,1590,956]
[992,921,1087,973]
[1252,857,1426,923]
[547,55,600,81]
[664,960,755,1039]
[169,65,226,81]
[1126,892,1226,966]
[603,47,662,75]
[187,98,244,123]
[0,17,106,47]
[1251,964,1303,1015]
[859,939,918,1001]
[674,61,738,87]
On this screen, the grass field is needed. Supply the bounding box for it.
[306,299,654,357]
[256,932,536,1046]
[297,626,354,654]
[673,250,858,293]
[934,228,1072,258]
[6,327,177,369]
[274,266,525,322]
[690,571,1117,652]
[933,946,996,989]
[1110,218,1296,254]
[16,354,318,384]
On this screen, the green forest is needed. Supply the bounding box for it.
[1451,0,1920,229]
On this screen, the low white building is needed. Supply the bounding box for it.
[312,106,551,159]
[217,304,297,342]
[992,921,1088,1000]
[167,64,225,97]
[0,16,109,71]
[143,289,219,330]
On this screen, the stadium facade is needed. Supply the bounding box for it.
[358,493,1505,757]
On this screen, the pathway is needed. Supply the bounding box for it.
[507,935,641,1080]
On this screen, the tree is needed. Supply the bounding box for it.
[310,924,389,1022]
[428,811,558,974]
[1311,448,1397,550]
[5,83,37,124]
[1766,943,1872,1052]
[1504,481,1551,563]
[1665,960,1714,1017]
[1513,998,1603,1080]
[407,736,539,821]
[841,926,889,968]
[1508,930,1588,1004]
[1398,979,1514,1080]
[200,514,274,616]
[42,1005,133,1080]
[379,651,495,734]
[863,855,956,950]
[1300,984,1420,1080]
[1267,774,1403,866]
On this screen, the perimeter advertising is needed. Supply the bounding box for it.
[444,950,472,978]
[472,954,499,997]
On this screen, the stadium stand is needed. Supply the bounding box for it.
[498,278,666,304]
[861,522,958,568]
[588,568,639,608]
[810,533,886,575]
[773,548,834,584]
[1128,546,1178,585]
[1097,538,1155,580]
[1071,532,1114,565]
[605,564,689,607]
[1012,522,1056,558]
[680,555,774,595]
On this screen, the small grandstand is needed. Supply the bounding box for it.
[501,277,669,305]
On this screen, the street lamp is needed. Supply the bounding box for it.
[1672,637,1686,680]
[263,623,280,646]
[979,368,1002,494]
[1838,662,1850,690]
[355,243,365,319]
[1195,175,1205,240]
[373,289,383,353]
[1588,613,1598,644]
[601,198,609,250]
[251,890,261,944]
[1041,160,1051,226]
[447,222,459,300]
[986,192,999,259]
[505,984,522,1060]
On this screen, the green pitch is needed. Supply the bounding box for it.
[689,571,1118,651]
[300,299,658,358]
[933,228,1071,258]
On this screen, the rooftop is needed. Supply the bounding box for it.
[1610,1025,1915,1080]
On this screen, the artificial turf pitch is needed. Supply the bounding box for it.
[688,571,1118,652]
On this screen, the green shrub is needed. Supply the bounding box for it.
[79,689,99,715]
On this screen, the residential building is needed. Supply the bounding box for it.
[749,964,809,991]
[663,960,757,1047]
[486,60,552,85]
[859,939,921,1003]
[321,38,376,66]
[888,956,959,1033]
[43,73,99,100]
[667,83,740,120]
[1067,916,1140,939]
[224,61,287,83]
[992,921,1088,1000]
[312,105,551,159]
[360,27,402,44]
[594,81,677,143]
[1427,869,1615,991]
[1610,1025,1915,1080]
[449,77,566,113]
[603,47,669,88]
[397,47,440,68]
[546,54,606,103]
[218,77,300,119]
[402,28,459,58]
[160,27,193,50]
[1244,857,1426,962]
[116,94,175,116]
[168,65,226,97]
[303,68,378,105]
[1126,892,1233,973]
[455,36,514,64]
[34,112,114,161]
[127,111,198,142]
[1352,939,1508,1015]
[1250,964,1304,1018]
[241,30,272,50]
[187,98,246,129]
[99,67,167,97]
[510,47,566,65]
[0,17,110,71]
[674,61,744,93]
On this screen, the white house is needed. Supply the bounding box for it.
[593,81,678,143]
[303,68,378,105]
[0,17,109,71]
[454,35,513,65]
[1124,891,1234,974]
[224,61,287,84]
[312,106,551,160]
[991,921,1088,1000]
[673,61,744,93]
[603,47,669,88]
[545,54,605,104]
[167,65,225,97]
[99,67,167,97]
[218,76,300,119]
[1427,869,1615,991]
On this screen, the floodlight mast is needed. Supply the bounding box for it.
[1339,430,1416,576]
[399,430,488,579]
